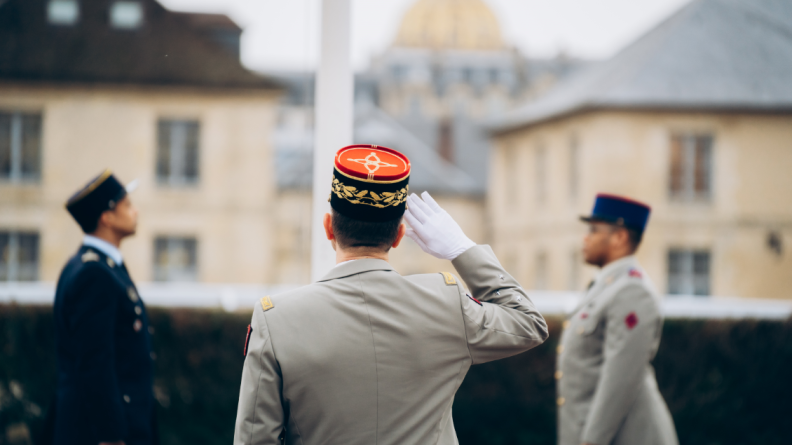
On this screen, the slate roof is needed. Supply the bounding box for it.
[0,0,279,90]
[275,102,481,196]
[491,0,792,132]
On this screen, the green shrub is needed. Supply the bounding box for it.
[1,304,790,445]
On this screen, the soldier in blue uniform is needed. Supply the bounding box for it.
[53,170,158,445]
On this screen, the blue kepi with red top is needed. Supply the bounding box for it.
[580,193,651,234]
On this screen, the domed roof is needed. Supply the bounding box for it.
[394,0,504,51]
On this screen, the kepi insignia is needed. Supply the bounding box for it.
[260,296,274,312]
[107,257,116,268]
[81,250,99,263]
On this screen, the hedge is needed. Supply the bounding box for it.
[1,304,790,445]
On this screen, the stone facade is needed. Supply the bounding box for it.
[490,111,792,298]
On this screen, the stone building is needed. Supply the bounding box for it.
[489,0,792,298]
[268,0,586,282]
[0,0,282,284]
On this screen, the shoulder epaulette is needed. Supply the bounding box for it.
[260,296,274,312]
[81,250,99,263]
[440,272,457,285]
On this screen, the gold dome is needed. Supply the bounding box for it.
[394,0,504,51]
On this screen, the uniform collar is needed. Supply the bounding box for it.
[82,235,124,266]
[317,258,395,282]
[595,255,638,284]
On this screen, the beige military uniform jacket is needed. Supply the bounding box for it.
[234,245,548,445]
[556,256,678,445]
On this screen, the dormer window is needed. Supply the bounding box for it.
[47,0,79,26]
[110,1,144,29]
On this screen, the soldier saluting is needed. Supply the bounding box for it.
[53,171,157,445]
[556,194,678,445]
[234,145,548,444]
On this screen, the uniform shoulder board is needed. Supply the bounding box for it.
[628,268,643,279]
[260,296,274,312]
[440,272,457,285]
[81,250,99,263]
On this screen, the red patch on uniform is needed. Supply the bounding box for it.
[625,312,639,329]
[243,324,252,357]
[467,294,483,306]
[580,313,588,319]
[629,269,642,278]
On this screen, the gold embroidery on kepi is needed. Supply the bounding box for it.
[260,296,274,312]
[330,145,411,222]
[441,272,457,285]
[82,250,99,263]
[107,257,116,268]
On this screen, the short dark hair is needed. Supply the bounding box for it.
[624,226,643,252]
[332,210,402,250]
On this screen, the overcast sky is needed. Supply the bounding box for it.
[159,0,691,72]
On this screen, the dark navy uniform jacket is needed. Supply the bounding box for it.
[53,245,157,445]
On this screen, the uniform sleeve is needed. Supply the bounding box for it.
[70,264,127,441]
[581,284,661,445]
[451,245,549,364]
[234,304,285,445]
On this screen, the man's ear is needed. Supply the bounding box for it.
[323,213,335,241]
[391,223,406,248]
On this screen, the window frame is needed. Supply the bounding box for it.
[668,132,714,203]
[156,118,201,187]
[0,110,43,184]
[0,231,41,282]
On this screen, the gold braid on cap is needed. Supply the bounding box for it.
[331,178,408,209]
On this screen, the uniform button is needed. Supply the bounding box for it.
[133,319,142,332]
[123,395,130,403]
[515,295,522,302]
[557,397,565,406]
[555,370,563,380]
[562,320,570,329]
[557,345,564,354]
[577,327,585,335]
[498,274,504,280]
[135,306,142,315]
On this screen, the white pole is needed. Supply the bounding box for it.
[311,0,353,282]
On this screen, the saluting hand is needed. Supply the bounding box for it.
[403,192,475,260]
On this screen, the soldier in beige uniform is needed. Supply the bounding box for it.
[557,194,678,445]
[234,144,548,445]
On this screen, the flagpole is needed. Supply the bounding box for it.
[311,0,353,282]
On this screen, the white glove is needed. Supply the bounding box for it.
[403,192,476,260]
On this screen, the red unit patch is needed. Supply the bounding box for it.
[625,312,639,329]
[580,313,588,319]
[628,269,643,278]
[243,324,252,357]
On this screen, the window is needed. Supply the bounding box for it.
[156,119,199,185]
[669,134,713,200]
[153,237,198,282]
[0,112,42,182]
[47,0,79,25]
[110,1,144,29]
[535,251,548,290]
[668,249,710,296]
[0,232,40,282]
[569,134,579,201]
[535,144,546,205]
